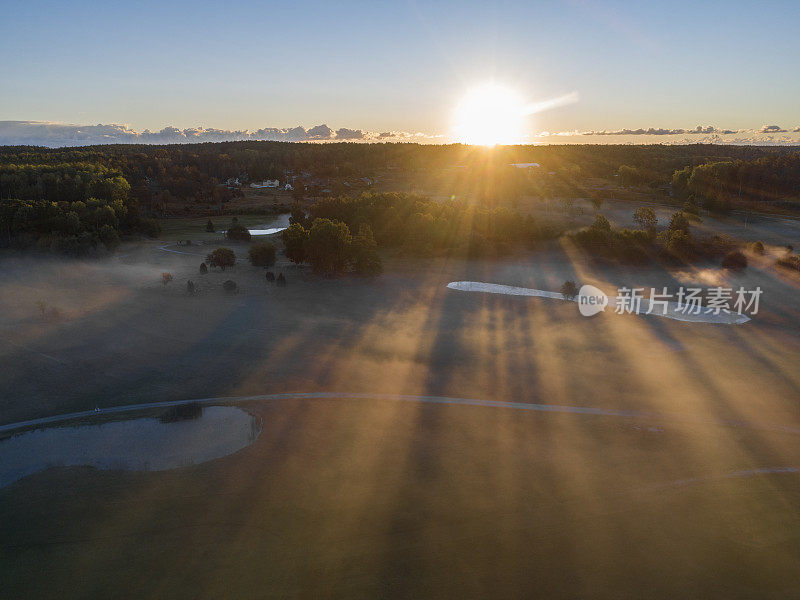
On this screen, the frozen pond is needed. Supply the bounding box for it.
[0,405,261,488]
[248,213,290,236]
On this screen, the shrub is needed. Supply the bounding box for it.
[205,219,215,232]
[683,199,700,217]
[776,254,800,272]
[225,224,251,241]
[207,247,236,270]
[141,218,161,239]
[694,234,737,258]
[248,242,277,267]
[751,240,765,255]
[721,250,747,270]
[162,272,173,286]
[186,280,195,294]
[223,280,238,293]
[667,230,692,259]
[561,280,579,300]
[199,262,208,274]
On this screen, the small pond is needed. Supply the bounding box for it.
[0,405,260,488]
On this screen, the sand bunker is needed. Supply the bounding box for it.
[248,226,287,236]
[0,406,261,488]
[447,281,750,324]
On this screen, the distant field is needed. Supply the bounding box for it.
[156,213,288,241]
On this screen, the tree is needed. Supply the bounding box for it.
[591,214,612,232]
[721,250,747,270]
[186,280,195,294]
[207,247,236,270]
[289,202,307,227]
[349,223,382,276]
[226,223,251,241]
[667,230,692,258]
[589,192,603,212]
[205,219,215,232]
[162,272,173,286]
[669,211,690,235]
[248,242,277,267]
[632,206,657,235]
[281,223,309,264]
[99,224,121,249]
[199,262,208,274]
[561,280,579,300]
[617,165,640,187]
[306,218,351,274]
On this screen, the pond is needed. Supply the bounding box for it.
[0,405,261,488]
[247,213,290,236]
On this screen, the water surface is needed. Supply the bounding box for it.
[0,406,260,488]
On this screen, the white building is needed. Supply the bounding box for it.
[249,179,280,189]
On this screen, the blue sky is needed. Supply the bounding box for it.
[2,0,799,138]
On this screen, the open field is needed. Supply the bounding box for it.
[2,209,800,598]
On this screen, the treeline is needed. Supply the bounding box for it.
[281,219,382,276]
[672,152,800,210]
[3,142,794,204]
[297,192,559,256]
[572,208,741,266]
[0,162,158,253]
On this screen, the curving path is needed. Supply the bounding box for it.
[3,392,800,436]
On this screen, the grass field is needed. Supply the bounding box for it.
[2,208,800,598]
[156,213,288,242]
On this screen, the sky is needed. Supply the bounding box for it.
[2,0,800,145]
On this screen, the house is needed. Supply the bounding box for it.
[249,179,280,189]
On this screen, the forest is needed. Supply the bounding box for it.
[2,141,800,253]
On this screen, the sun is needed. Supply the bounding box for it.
[453,83,526,146]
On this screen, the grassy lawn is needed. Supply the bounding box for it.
[2,399,800,599]
[157,214,286,242]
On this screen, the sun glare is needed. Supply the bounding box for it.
[453,83,526,146]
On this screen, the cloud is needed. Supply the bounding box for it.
[759,124,787,133]
[3,120,797,148]
[306,124,333,140]
[0,120,422,146]
[335,127,364,140]
[574,125,738,136]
